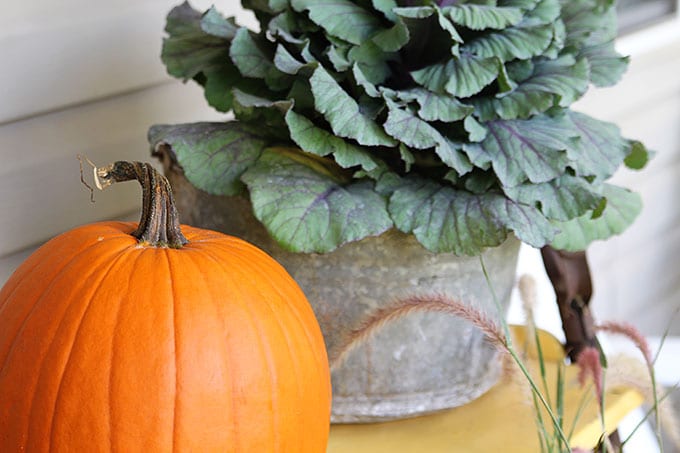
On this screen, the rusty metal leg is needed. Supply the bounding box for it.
[541,246,621,451]
[540,246,596,361]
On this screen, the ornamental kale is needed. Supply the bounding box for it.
[149,0,649,255]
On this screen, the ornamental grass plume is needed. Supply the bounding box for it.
[575,346,604,403]
[596,321,653,369]
[595,319,663,447]
[518,273,539,323]
[518,273,539,356]
[328,293,508,371]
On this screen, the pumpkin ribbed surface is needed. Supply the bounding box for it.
[0,221,331,452]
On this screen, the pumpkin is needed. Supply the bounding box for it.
[0,161,331,452]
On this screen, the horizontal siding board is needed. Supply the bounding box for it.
[0,0,255,123]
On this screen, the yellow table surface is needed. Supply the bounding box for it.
[327,326,644,452]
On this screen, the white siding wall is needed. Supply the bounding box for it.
[1,2,679,335]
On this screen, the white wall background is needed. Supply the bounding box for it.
[1,1,679,338]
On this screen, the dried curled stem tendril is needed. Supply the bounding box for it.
[77,154,99,202]
[77,154,116,203]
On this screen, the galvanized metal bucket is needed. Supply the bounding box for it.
[159,154,520,423]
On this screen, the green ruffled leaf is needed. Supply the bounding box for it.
[371,20,410,52]
[285,109,381,171]
[148,122,269,196]
[200,6,238,39]
[241,0,289,14]
[202,67,242,112]
[348,40,392,84]
[352,64,382,98]
[372,169,404,195]
[624,140,652,170]
[389,178,506,254]
[503,175,602,221]
[389,177,555,254]
[478,55,589,119]
[550,184,642,251]
[464,23,554,62]
[565,111,628,181]
[435,7,464,44]
[241,149,393,253]
[393,6,436,20]
[396,88,473,122]
[464,116,487,142]
[273,44,305,74]
[291,0,384,45]
[523,0,561,25]
[518,55,589,106]
[300,41,318,63]
[231,90,292,138]
[523,55,588,107]
[542,18,566,59]
[562,0,618,48]
[467,96,497,122]
[161,3,231,80]
[372,0,399,22]
[383,100,440,149]
[285,78,314,111]
[461,170,495,194]
[268,10,308,44]
[230,28,275,79]
[446,55,500,96]
[399,144,416,172]
[579,41,629,87]
[383,100,472,173]
[202,66,275,114]
[444,4,524,30]
[497,62,518,93]
[465,115,575,187]
[412,52,499,97]
[327,44,352,72]
[309,66,396,146]
[500,0,540,9]
[437,139,475,175]
[473,90,551,122]
[506,59,535,83]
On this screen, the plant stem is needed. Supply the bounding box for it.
[507,347,572,449]
[568,384,594,441]
[94,161,188,248]
[480,256,572,449]
[621,381,679,447]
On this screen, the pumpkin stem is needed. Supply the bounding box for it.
[94,161,188,248]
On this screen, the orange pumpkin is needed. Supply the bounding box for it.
[0,161,331,452]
